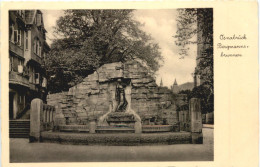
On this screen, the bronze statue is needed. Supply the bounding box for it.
[115,79,128,112]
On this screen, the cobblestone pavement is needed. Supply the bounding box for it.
[10,128,213,162]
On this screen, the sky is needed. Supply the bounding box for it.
[42,10,197,88]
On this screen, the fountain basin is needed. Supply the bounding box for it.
[41,131,192,145]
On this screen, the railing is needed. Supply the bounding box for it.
[9,71,29,87]
[30,98,55,141]
[9,41,23,56]
[42,104,55,131]
[30,53,42,64]
[16,103,30,119]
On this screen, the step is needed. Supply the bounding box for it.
[9,123,30,126]
[10,126,30,129]
[9,121,30,123]
[10,133,29,135]
[10,129,29,131]
[9,134,29,138]
[9,124,30,126]
[9,120,30,138]
[10,122,30,126]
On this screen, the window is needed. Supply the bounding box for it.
[43,52,46,60]
[17,10,22,16]
[35,73,40,84]
[14,29,22,46]
[39,45,41,57]
[33,40,37,53]
[36,13,42,26]
[34,38,42,57]
[18,59,23,65]
[34,17,37,24]
[19,95,22,104]
[18,30,21,46]
[18,59,24,73]
[22,10,25,18]
[36,40,38,54]
[14,30,18,43]
[9,56,14,71]
[25,31,28,50]
[9,24,14,42]
[32,67,35,83]
[29,66,35,83]
[17,10,25,18]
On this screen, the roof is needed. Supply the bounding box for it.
[25,10,37,24]
[173,78,178,85]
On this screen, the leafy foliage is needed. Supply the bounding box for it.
[45,10,163,93]
[174,9,197,58]
[174,8,213,113]
[178,85,214,114]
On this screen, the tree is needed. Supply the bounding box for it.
[174,9,197,58]
[178,86,213,114]
[45,10,163,93]
[190,85,213,114]
[174,8,213,113]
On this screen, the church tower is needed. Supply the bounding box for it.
[160,78,163,87]
[172,78,179,93]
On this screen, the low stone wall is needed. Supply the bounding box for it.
[41,131,191,145]
[30,97,203,144]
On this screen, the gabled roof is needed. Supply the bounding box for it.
[25,10,37,24]
[25,10,46,32]
[173,78,178,85]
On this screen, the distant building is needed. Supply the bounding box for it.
[9,10,50,119]
[171,79,179,93]
[160,78,163,87]
[171,79,194,94]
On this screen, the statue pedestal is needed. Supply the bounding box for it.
[106,112,136,127]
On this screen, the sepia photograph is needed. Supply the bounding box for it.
[9,8,213,162]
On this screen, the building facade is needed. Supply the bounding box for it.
[9,10,49,119]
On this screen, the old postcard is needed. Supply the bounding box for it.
[1,1,258,167]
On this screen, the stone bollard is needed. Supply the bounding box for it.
[189,98,203,144]
[134,121,142,134]
[89,120,96,134]
[29,98,43,142]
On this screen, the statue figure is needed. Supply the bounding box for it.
[115,79,128,112]
[98,78,141,126]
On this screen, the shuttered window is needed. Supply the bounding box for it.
[14,30,18,43]
[25,31,28,50]
[13,29,21,46]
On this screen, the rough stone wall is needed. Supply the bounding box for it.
[47,59,178,125]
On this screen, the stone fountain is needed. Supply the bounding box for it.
[98,78,142,133]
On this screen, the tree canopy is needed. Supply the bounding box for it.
[45,10,163,93]
[179,86,214,114]
[174,8,213,88]
[174,8,213,113]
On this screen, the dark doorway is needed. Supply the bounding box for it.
[9,93,14,119]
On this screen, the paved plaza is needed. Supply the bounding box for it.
[10,127,213,162]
